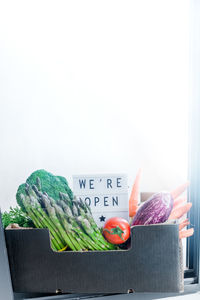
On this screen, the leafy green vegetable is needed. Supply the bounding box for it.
[16,169,73,211]
[2,206,35,228]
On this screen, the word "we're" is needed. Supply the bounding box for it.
[79,177,122,190]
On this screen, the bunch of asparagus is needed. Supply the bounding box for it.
[19,178,115,251]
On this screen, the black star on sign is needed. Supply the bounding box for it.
[99,215,106,222]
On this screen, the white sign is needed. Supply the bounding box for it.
[73,174,128,227]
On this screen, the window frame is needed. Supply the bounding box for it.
[185,0,200,285]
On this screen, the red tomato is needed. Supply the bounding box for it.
[103,217,131,244]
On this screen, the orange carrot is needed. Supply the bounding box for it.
[173,196,187,208]
[171,181,189,199]
[179,228,194,239]
[169,203,192,220]
[129,168,141,218]
[179,219,190,231]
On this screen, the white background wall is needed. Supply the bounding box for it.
[0,0,189,211]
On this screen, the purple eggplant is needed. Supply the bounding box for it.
[131,192,174,226]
